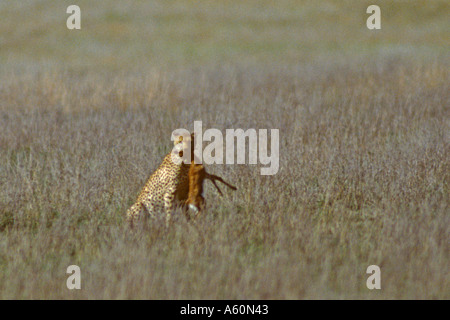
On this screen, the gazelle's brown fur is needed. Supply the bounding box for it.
[185,162,237,216]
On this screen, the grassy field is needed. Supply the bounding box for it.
[0,1,448,299]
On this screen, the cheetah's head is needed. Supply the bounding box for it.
[171,130,196,164]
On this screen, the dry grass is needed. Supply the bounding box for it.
[0,60,448,299]
[0,0,448,299]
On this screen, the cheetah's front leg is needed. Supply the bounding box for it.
[163,191,176,227]
[126,204,140,227]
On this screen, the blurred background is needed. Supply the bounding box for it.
[1,0,448,72]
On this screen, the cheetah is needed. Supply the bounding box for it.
[126,131,236,226]
[126,131,193,226]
